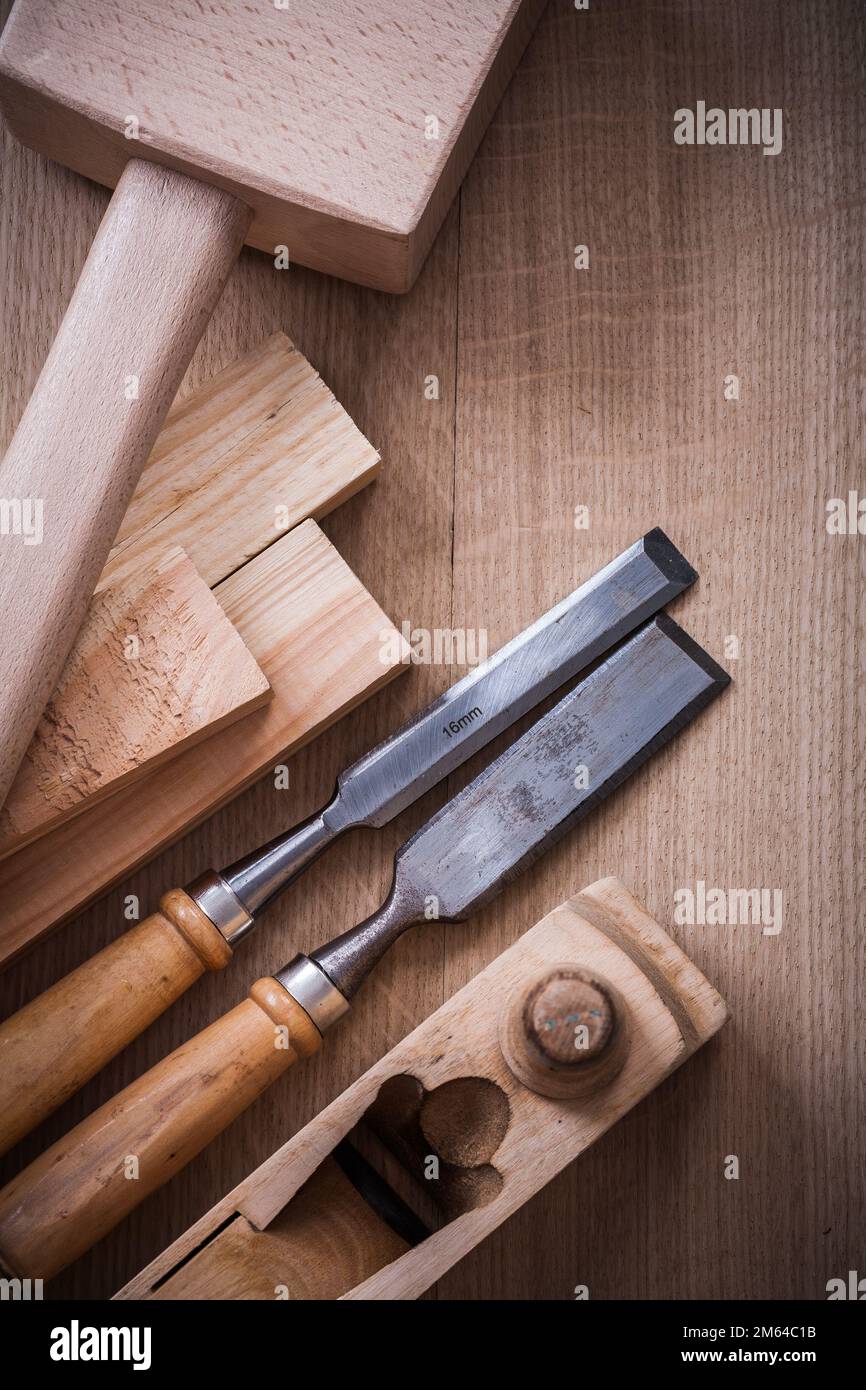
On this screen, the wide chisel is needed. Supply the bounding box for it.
[0,614,729,1280]
[0,530,695,1156]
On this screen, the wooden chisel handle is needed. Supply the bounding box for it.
[0,978,321,1280]
[0,891,232,1157]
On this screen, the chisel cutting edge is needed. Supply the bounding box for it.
[0,615,729,1280]
[0,530,696,1156]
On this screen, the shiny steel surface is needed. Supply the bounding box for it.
[329,529,695,830]
[223,530,696,917]
[186,870,254,946]
[309,616,729,998]
[274,954,350,1034]
[223,811,332,918]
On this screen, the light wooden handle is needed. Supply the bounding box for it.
[0,890,233,1157]
[0,978,321,1280]
[0,159,251,808]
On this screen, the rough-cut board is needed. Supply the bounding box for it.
[0,548,270,861]
[116,879,727,1301]
[0,520,406,968]
[0,0,548,292]
[99,332,380,594]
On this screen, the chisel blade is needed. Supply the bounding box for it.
[331,529,696,831]
[310,616,729,997]
[402,615,729,918]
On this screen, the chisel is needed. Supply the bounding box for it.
[0,530,696,1156]
[0,614,729,1280]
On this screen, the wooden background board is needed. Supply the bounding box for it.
[1,0,863,1301]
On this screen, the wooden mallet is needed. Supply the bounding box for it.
[0,0,545,804]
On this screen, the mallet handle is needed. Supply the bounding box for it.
[0,160,250,806]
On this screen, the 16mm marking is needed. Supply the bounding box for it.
[443,707,482,738]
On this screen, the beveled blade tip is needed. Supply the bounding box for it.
[642,528,700,590]
[653,610,732,688]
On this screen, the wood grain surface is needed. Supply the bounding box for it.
[99,331,381,595]
[0,546,271,858]
[0,0,863,1301]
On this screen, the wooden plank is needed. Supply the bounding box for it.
[0,547,270,860]
[100,331,381,593]
[0,520,406,968]
[0,327,379,853]
[116,880,727,1301]
[0,0,547,290]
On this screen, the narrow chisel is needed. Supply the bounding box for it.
[0,530,696,1156]
[0,614,729,1280]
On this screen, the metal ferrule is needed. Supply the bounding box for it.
[275,954,350,1035]
[187,870,255,947]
